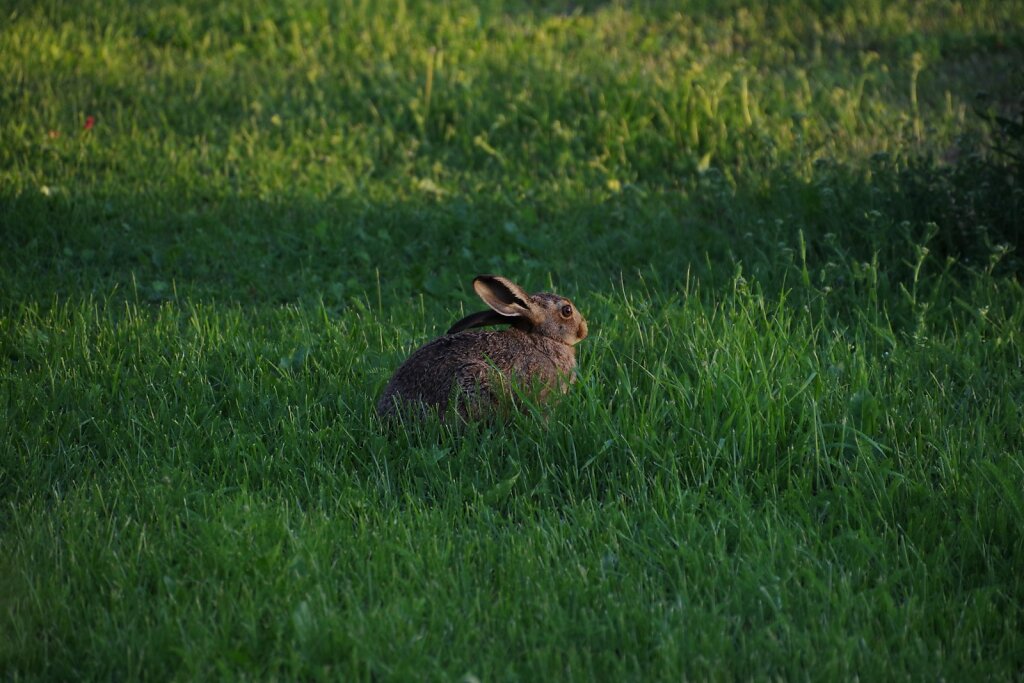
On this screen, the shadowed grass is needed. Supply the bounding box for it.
[2,0,1023,679]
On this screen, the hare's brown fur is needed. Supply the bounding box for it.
[376,275,588,420]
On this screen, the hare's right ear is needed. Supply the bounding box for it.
[473,275,540,323]
[447,309,508,335]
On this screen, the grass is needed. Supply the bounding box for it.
[2,0,1024,679]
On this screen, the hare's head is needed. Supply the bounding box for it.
[447,275,588,345]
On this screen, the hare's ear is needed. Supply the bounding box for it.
[473,275,540,323]
[447,310,509,335]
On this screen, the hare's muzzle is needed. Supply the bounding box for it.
[577,319,589,342]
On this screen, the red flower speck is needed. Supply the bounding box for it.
[83,116,95,131]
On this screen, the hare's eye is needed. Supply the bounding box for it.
[560,304,573,318]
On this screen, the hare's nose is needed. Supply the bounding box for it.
[577,319,589,341]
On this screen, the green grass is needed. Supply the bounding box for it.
[2,0,1024,679]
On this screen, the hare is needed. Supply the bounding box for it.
[376,275,588,420]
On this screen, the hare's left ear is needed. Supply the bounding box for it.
[473,275,541,324]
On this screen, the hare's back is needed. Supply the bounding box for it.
[377,330,502,415]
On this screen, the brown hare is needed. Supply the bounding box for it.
[376,275,588,420]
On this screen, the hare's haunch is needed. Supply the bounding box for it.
[377,275,588,420]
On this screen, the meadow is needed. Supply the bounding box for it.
[2,0,1023,678]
